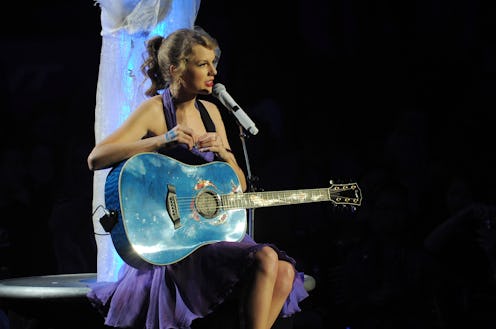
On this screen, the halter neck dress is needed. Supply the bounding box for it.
[86,89,309,329]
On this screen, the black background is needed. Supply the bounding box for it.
[1,1,495,328]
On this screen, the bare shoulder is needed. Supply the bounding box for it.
[138,95,164,113]
[129,95,164,120]
[129,95,166,132]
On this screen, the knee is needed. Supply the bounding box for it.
[255,247,295,291]
[254,246,279,276]
[276,261,295,294]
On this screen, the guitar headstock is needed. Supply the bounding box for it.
[328,181,362,209]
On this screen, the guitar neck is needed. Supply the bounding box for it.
[222,188,332,210]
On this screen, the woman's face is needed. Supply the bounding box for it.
[181,45,217,95]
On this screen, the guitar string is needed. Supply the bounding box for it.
[171,190,359,203]
[169,188,361,209]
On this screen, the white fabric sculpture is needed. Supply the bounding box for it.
[91,0,201,282]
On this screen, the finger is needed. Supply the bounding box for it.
[174,124,194,138]
[198,133,217,142]
[179,132,195,149]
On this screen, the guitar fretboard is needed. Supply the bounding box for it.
[222,189,330,210]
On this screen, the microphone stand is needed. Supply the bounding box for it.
[236,125,258,239]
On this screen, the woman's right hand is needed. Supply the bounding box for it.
[164,124,198,150]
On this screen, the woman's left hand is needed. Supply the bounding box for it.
[196,133,230,159]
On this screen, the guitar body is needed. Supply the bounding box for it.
[104,152,246,268]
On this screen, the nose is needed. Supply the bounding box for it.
[209,65,217,76]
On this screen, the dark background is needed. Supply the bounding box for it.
[1,1,495,328]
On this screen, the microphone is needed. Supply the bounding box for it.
[212,83,259,135]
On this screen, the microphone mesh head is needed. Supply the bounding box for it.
[212,83,226,97]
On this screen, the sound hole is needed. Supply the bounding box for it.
[195,190,220,218]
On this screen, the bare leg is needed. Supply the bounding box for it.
[266,261,295,327]
[243,246,295,329]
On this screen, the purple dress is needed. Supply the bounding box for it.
[86,90,309,329]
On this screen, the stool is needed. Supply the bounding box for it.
[0,273,105,329]
[304,274,316,292]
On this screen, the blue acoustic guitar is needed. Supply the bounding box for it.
[104,152,362,268]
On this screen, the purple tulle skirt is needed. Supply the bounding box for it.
[87,234,309,329]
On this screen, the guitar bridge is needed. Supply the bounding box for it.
[166,184,181,229]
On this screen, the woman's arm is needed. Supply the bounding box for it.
[87,97,169,170]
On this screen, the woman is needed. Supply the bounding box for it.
[87,26,308,329]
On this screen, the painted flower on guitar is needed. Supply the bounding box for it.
[212,213,228,226]
[195,179,218,190]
